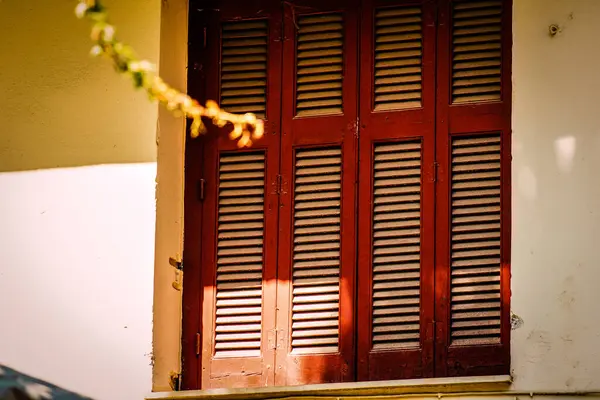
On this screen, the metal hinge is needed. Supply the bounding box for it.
[197,178,205,201]
[349,118,359,139]
[268,329,277,350]
[276,174,283,195]
[195,332,201,356]
[169,257,183,271]
[169,371,182,391]
[274,24,284,42]
[267,329,285,350]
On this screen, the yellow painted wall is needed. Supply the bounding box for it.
[152,0,188,392]
[0,0,161,399]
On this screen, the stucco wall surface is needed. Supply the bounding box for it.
[511,0,600,391]
[0,1,161,399]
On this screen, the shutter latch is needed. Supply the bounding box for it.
[349,118,359,139]
[198,178,206,201]
[276,174,283,195]
[195,332,201,356]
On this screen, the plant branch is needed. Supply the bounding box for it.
[75,0,264,147]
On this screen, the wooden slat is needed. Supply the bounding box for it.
[451,0,502,104]
[214,151,265,357]
[220,20,268,117]
[296,14,344,116]
[371,140,422,350]
[374,6,423,111]
[291,147,342,354]
[450,135,502,346]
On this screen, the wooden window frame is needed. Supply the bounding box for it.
[181,0,512,390]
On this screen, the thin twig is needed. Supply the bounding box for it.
[75,0,264,147]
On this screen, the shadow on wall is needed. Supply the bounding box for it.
[0,364,93,400]
[0,0,160,173]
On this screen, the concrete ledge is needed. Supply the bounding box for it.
[145,375,512,400]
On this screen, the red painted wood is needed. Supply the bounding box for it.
[195,0,283,389]
[183,0,513,387]
[275,0,359,386]
[433,0,451,378]
[434,0,512,378]
[499,0,513,374]
[356,0,436,381]
[181,1,210,389]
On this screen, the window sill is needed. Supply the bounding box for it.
[145,375,512,400]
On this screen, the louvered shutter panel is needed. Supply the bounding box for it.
[450,135,501,346]
[434,0,511,378]
[357,0,436,381]
[200,148,278,389]
[196,1,283,388]
[296,14,344,116]
[275,0,358,386]
[373,6,423,111]
[220,20,268,117]
[214,152,266,358]
[451,0,502,104]
[291,148,343,355]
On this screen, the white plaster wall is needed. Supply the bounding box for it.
[511,0,600,391]
[0,0,161,399]
[0,164,156,400]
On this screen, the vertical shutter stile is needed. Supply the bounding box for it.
[278,0,359,386]
[198,1,283,388]
[358,0,436,381]
[436,0,511,377]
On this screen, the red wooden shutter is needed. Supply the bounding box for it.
[434,0,511,377]
[197,0,283,388]
[274,0,359,386]
[356,0,436,381]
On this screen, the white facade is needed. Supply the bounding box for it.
[511,0,600,391]
[0,1,160,399]
[0,0,599,399]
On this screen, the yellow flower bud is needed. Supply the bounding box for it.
[243,113,257,124]
[90,45,103,57]
[75,2,88,18]
[252,120,265,140]
[103,25,115,41]
[229,124,243,140]
[237,133,250,148]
